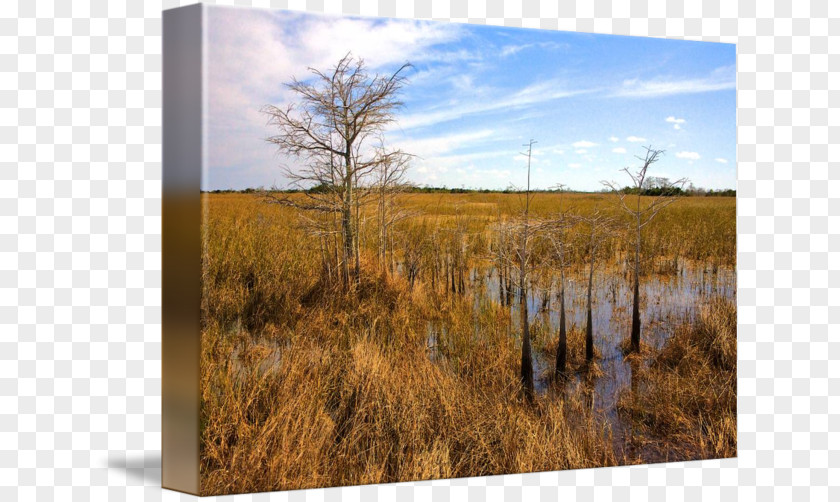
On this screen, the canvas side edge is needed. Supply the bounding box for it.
[161,3,203,496]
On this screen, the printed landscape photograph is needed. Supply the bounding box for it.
[199,6,736,495]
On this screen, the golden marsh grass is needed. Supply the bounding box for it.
[199,192,735,495]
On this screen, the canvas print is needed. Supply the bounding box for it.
[171,5,736,495]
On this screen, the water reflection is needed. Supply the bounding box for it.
[425,258,735,458]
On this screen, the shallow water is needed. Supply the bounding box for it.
[428,258,736,461]
[227,256,736,463]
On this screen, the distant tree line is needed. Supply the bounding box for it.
[615,177,735,197]
[684,186,736,197]
[203,183,735,197]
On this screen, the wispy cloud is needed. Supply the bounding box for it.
[676,151,701,160]
[500,44,529,57]
[393,129,495,158]
[572,140,597,148]
[612,147,627,154]
[397,79,591,130]
[715,158,728,163]
[500,41,570,57]
[608,136,619,142]
[612,65,735,98]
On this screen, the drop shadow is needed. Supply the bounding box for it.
[107,452,162,485]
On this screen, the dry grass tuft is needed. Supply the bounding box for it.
[617,297,736,461]
[200,301,619,494]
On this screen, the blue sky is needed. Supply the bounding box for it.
[206,7,736,191]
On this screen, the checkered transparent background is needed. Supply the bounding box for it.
[1,0,837,500]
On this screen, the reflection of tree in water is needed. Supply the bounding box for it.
[629,357,641,396]
[581,368,596,415]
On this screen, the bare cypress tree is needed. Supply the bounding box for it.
[372,145,413,274]
[603,146,687,352]
[579,211,619,363]
[261,54,412,289]
[492,140,538,400]
[554,241,568,377]
[518,140,537,400]
[544,187,573,380]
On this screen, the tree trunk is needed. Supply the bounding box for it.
[319,234,329,281]
[497,225,504,305]
[341,161,354,288]
[505,266,513,306]
[520,273,534,401]
[630,274,640,352]
[333,211,341,284]
[586,243,595,363]
[341,205,352,287]
[554,276,567,380]
[378,189,386,270]
[519,228,534,400]
[630,218,641,352]
[447,257,455,295]
[354,196,361,281]
[389,230,395,274]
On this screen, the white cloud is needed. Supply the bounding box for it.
[530,143,568,158]
[715,158,728,164]
[572,140,597,148]
[569,163,581,169]
[205,7,465,189]
[626,136,647,142]
[609,136,619,142]
[293,13,465,70]
[676,151,701,160]
[612,65,736,98]
[666,116,686,130]
[612,147,627,154]
[488,169,513,179]
[392,129,495,158]
[406,146,522,184]
[575,149,587,154]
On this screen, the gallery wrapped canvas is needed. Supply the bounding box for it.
[163,4,736,496]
